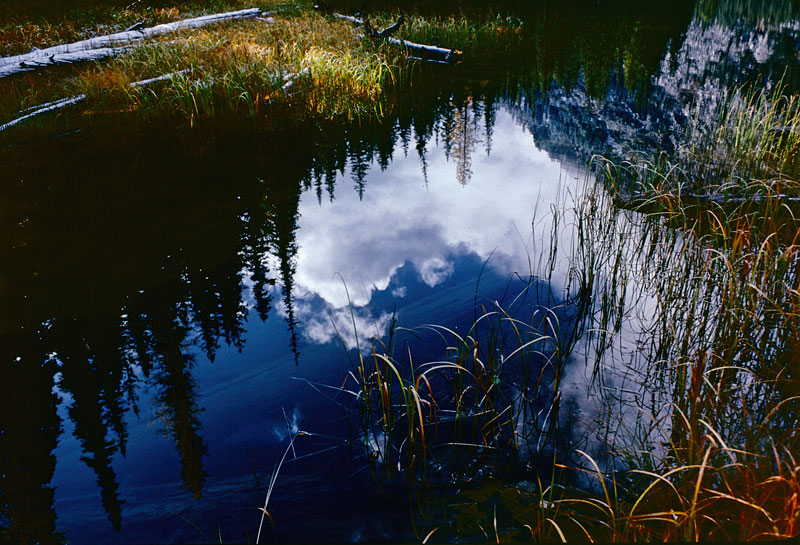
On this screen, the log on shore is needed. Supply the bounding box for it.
[329,12,462,64]
[0,95,87,132]
[0,8,264,78]
[0,46,133,78]
[0,69,192,132]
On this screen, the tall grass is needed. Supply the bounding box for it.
[328,283,592,541]
[0,0,292,56]
[0,6,405,138]
[605,84,800,204]
[0,4,535,137]
[329,118,799,540]
[547,176,800,541]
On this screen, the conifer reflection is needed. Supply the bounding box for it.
[0,336,62,545]
[2,0,796,539]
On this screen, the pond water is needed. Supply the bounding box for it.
[2,1,800,543]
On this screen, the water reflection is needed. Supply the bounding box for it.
[1,1,799,542]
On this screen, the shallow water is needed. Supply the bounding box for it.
[2,1,800,543]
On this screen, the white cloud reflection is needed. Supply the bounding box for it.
[293,108,585,321]
[294,297,392,351]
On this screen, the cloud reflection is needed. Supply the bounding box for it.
[292,108,584,329]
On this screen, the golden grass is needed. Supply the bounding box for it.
[0,8,406,137]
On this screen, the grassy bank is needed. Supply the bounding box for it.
[1,1,399,135]
[331,87,800,542]
[0,1,534,140]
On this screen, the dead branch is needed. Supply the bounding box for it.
[1,69,193,132]
[326,11,462,64]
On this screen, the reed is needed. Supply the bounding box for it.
[329,142,798,541]
[553,140,800,540]
[604,84,800,205]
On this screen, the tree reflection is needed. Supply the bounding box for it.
[1,0,794,539]
[0,336,61,545]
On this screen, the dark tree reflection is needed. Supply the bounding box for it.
[1,0,796,539]
[0,336,61,545]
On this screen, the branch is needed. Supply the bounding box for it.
[378,14,405,38]
[326,11,461,64]
[1,69,193,132]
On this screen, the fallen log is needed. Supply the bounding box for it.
[385,36,462,63]
[0,95,87,132]
[129,68,192,87]
[0,8,265,78]
[1,46,134,78]
[327,11,462,64]
[0,69,192,132]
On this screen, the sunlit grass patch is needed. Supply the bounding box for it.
[0,0,298,55]
[0,9,406,137]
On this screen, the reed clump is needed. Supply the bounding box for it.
[329,287,592,541]
[605,85,800,208]
[554,142,799,540]
[333,149,798,541]
[369,11,527,65]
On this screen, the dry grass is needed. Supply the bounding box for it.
[331,144,799,541]
[0,0,282,56]
[0,7,406,138]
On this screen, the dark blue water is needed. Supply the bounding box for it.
[35,107,578,543]
[3,2,800,542]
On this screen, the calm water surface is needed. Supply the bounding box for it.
[2,1,800,543]
[45,105,582,544]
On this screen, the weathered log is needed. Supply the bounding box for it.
[386,36,462,63]
[328,11,462,64]
[0,8,264,78]
[0,70,192,132]
[129,68,192,87]
[1,46,133,78]
[0,95,87,132]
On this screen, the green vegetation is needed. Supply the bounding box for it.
[0,2,407,135]
[0,0,276,56]
[337,181,800,542]
[606,84,800,204]
[1,0,698,140]
[2,1,798,542]
[330,86,800,542]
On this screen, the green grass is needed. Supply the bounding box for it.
[0,2,537,139]
[0,1,410,139]
[604,84,800,205]
[0,0,292,56]
[327,110,800,540]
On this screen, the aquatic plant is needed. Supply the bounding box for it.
[605,84,800,204]
[327,157,799,541]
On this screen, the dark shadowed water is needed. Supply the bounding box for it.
[2,1,799,543]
